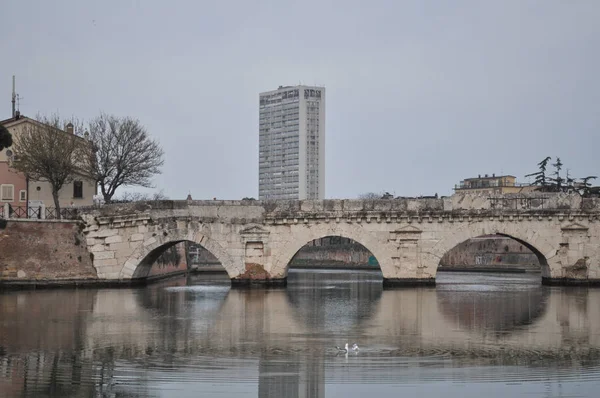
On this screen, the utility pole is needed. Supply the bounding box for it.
[12,75,16,118]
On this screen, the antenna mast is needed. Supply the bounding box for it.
[12,75,16,118]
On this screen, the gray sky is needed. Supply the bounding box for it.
[2,0,599,199]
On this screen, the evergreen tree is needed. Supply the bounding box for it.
[525,156,552,188]
[550,157,563,191]
[0,124,12,151]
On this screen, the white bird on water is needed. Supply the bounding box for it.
[335,343,349,353]
[335,343,360,354]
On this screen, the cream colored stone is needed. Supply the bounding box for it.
[88,229,119,238]
[105,235,122,244]
[94,251,115,260]
[95,258,118,267]
[143,237,157,246]
[89,244,106,253]
[103,272,121,280]
[110,242,131,252]
[130,233,145,242]
[123,260,138,272]
[86,238,100,246]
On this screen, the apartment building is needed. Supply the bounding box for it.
[258,85,325,200]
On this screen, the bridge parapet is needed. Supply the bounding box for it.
[82,193,599,223]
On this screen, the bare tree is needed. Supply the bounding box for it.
[359,192,395,199]
[0,124,12,151]
[359,192,382,199]
[86,114,164,203]
[10,115,86,218]
[113,189,169,202]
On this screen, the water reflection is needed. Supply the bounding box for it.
[286,270,383,332]
[1,270,600,397]
[436,272,549,334]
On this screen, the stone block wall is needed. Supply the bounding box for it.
[0,220,97,281]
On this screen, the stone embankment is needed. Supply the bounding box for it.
[0,219,190,288]
[0,220,97,285]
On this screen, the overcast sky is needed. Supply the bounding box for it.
[1,1,599,199]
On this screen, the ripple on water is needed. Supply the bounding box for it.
[163,285,230,293]
[1,270,600,397]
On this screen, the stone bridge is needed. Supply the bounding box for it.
[79,193,600,286]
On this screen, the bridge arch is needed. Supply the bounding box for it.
[118,229,238,280]
[424,221,557,279]
[270,223,395,278]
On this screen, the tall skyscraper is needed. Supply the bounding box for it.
[258,85,325,200]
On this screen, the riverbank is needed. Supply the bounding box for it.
[0,269,191,290]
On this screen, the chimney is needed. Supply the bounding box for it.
[66,123,74,134]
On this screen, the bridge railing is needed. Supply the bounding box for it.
[488,196,549,210]
[73,193,600,220]
[0,204,81,220]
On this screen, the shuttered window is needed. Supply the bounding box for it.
[73,181,83,198]
[1,184,14,201]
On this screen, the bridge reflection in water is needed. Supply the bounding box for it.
[1,271,600,397]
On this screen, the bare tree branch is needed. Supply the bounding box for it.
[358,192,382,199]
[10,115,87,219]
[86,114,164,202]
[112,189,169,202]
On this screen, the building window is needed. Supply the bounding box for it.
[1,184,14,201]
[19,190,27,202]
[73,181,83,198]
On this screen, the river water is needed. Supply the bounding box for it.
[1,269,599,397]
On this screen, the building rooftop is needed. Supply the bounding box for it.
[463,174,516,181]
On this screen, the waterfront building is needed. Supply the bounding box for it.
[454,174,536,194]
[0,114,96,212]
[258,85,325,200]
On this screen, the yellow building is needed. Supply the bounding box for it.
[454,174,536,194]
[0,114,96,211]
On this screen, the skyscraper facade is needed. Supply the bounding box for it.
[258,85,325,200]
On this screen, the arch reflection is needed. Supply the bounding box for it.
[436,273,549,335]
[136,274,231,339]
[285,270,383,332]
